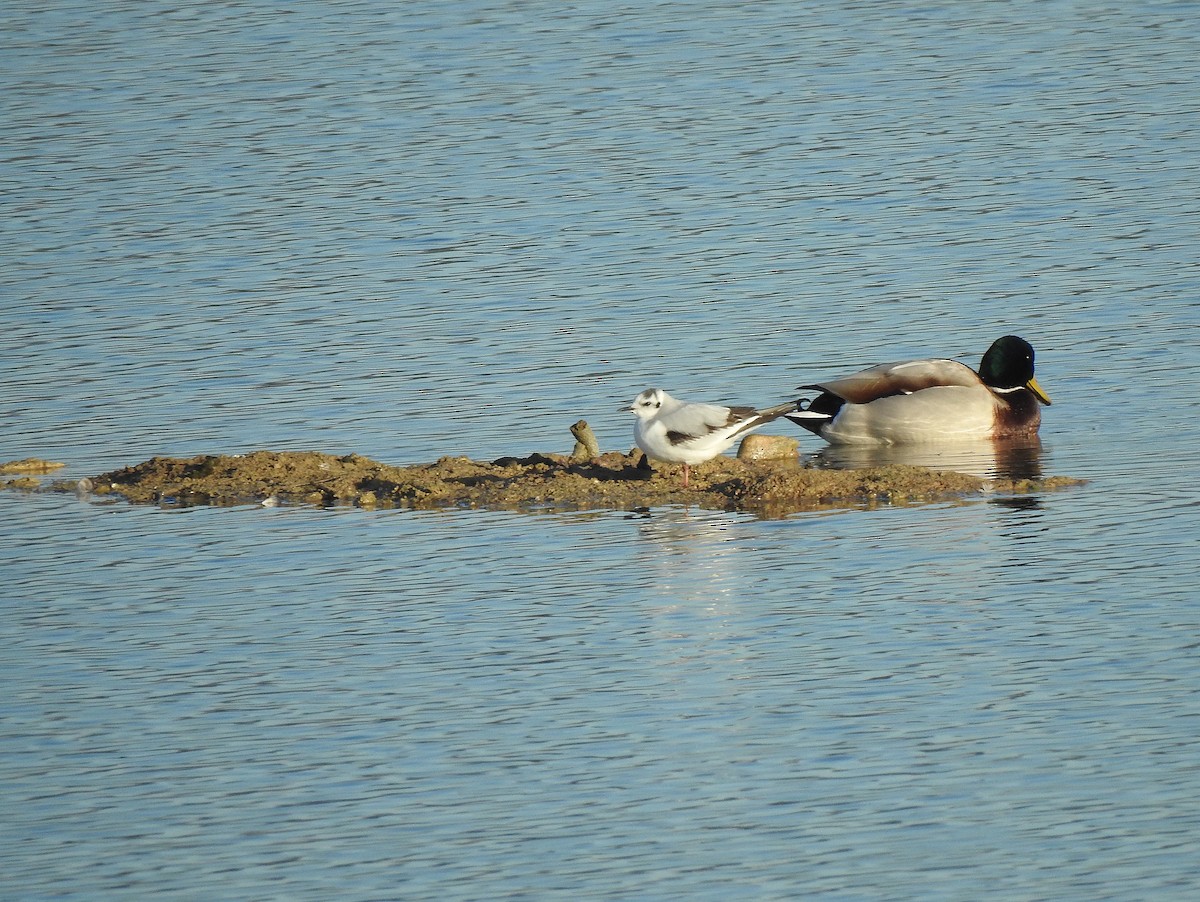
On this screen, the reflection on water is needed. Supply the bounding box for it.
[989,494,1047,513]
[635,508,751,603]
[811,437,1044,480]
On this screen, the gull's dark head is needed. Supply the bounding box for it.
[626,388,668,419]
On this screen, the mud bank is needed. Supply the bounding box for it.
[1,458,64,475]
[8,448,1085,515]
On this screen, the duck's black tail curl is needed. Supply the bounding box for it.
[784,393,842,436]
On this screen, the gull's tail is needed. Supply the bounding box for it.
[756,400,800,422]
[731,400,799,438]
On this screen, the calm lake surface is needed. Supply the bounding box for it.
[4,1,1200,898]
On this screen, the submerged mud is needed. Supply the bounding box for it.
[0,458,64,475]
[16,447,1085,515]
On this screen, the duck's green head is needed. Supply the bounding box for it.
[980,335,1052,405]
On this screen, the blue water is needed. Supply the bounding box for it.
[4,1,1200,898]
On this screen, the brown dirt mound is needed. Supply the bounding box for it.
[61,448,1083,514]
[1,458,65,474]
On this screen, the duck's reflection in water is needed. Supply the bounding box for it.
[811,437,1044,481]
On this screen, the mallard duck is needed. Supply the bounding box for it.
[786,335,1051,445]
[626,389,797,487]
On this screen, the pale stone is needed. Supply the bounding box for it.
[737,434,800,461]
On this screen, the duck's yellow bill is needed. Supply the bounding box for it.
[1027,376,1052,406]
